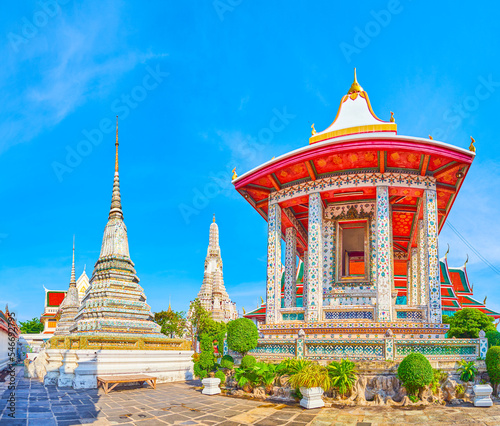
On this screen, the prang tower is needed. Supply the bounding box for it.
[196,216,238,322]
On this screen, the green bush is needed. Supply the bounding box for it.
[446,308,495,338]
[397,353,433,397]
[486,330,500,348]
[276,358,311,376]
[198,350,216,371]
[455,384,465,396]
[430,369,447,394]
[240,355,257,370]
[327,359,358,396]
[227,318,259,355]
[214,370,226,384]
[193,362,207,379]
[486,346,500,385]
[457,360,477,382]
[220,354,234,369]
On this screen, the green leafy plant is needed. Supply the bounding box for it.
[455,384,465,396]
[430,369,447,394]
[408,394,419,403]
[276,358,311,376]
[19,318,44,334]
[289,362,332,390]
[240,355,257,370]
[457,360,477,382]
[227,318,259,356]
[397,353,433,397]
[220,354,234,369]
[234,366,259,392]
[193,362,207,379]
[214,370,226,385]
[253,362,278,394]
[327,359,358,397]
[486,346,500,387]
[446,308,495,338]
[486,331,500,348]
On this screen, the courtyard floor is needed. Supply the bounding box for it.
[2,367,500,425]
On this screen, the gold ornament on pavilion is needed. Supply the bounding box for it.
[469,136,476,152]
[347,68,364,94]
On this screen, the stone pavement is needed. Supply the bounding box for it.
[2,367,500,425]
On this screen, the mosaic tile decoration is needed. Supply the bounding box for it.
[385,337,394,360]
[424,189,442,324]
[284,227,297,308]
[480,337,488,359]
[306,342,384,359]
[306,193,323,322]
[325,311,374,320]
[410,248,419,306]
[375,186,393,321]
[418,219,428,306]
[282,207,308,246]
[302,250,309,308]
[266,203,282,324]
[396,343,477,357]
[396,310,424,320]
[282,313,305,321]
[269,172,436,205]
[251,343,296,355]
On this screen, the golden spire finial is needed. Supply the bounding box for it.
[390,112,395,123]
[115,116,119,172]
[232,168,238,180]
[347,68,364,94]
[242,307,246,314]
[70,235,76,287]
[469,136,476,152]
[311,123,316,135]
[260,296,264,305]
[464,254,469,268]
[429,135,433,140]
[213,214,216,223]
[445,243,450,259]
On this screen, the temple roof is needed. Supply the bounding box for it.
[310,69,397,144]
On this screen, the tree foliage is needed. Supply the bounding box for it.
[486,330,500,348]
[227,318,259,355]
[154,309,186,338]
[446,308,495,338]
[19,318,44,334]
[486,346,500,385]
[397,353,433,397]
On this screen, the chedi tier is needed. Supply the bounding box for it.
[50,121,186,350]
[233,70,488,362]
[195,216,238,322]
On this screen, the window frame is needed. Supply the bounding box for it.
[336,219,370,282]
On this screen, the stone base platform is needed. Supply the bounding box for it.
[42,349,194,389]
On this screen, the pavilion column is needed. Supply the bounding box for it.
[305,193,323,322]
[409,247,419,306]
[424,189,442,323]
[417,219,428,306]
[266,202,282,324]
[302,251,308,309]
[375,186,393,322]
[406,262,411,306]
[284,227,297,308]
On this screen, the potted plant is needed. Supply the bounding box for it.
[289,362,331,409]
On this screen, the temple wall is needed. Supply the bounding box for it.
[42,349,194,389]
[0,330,10,372]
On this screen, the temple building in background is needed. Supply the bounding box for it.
[234,70,490,362]
[194,216,238,323]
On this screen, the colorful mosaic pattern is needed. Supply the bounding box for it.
[269,172,436,205]
[305,193,323,322]
[385,337,394,360]
[375,186,393,321]
[266,203,282,324]
[325,311,374,320]
[410,248,419,306]
[396,310,424,320]
[251,343,296,355]
[418,219,428,306]
[396,343,477,357]
[322,216,335,297]
[424,189,442,324]
[302,251,308,308]
[282,313,304,321]
[282,207,308,245]
[307,342,384,359]
[284,227,297,308]
[296,337,305,359]
[480,337,488,359]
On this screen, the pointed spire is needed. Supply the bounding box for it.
[109,116,123,220]
[213,214,216,223]
[347,68,364,94]
[70,236,76,287]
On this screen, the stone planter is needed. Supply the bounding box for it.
[473,384,493,407]
[202,377,221,395]
[299,387,325,409]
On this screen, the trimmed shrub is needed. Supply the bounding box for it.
[446,308,495,338]
[397,353,433,397]
[486,346,500,385]
[486,331,500,348]
[220,354,234,369]
[227,318,259,355]
[193,362,207,379]
[198,350,216,371]
[240,355,257,370]
[214,370,226,384]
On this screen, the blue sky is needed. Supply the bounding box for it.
[1,1,500,322]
